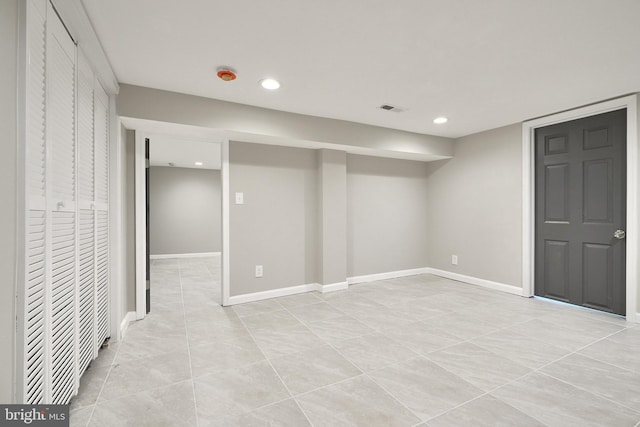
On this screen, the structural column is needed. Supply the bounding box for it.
[317,149,348,288]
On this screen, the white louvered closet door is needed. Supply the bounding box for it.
[47,2,77,405]
[24,0,48,405]
[22,0,111,405]
[94,83,110,350]
[76,51,95,378]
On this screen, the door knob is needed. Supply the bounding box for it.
[614,229,626,239]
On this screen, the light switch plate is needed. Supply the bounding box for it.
[235,192,244,205]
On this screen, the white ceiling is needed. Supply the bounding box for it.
[83,0,640,138]
[149,135,221,170]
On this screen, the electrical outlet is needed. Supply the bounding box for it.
[255,265,263,278]
[451,255,458,265]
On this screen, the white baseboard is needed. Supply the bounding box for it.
[425,268,525,296]
[150,252,221,260]
[347,267,430,285]
[228,283,319,305]
[317,281,349,293]
[225,267,527,307]
[120,311,137,339]
[227,280,349,306]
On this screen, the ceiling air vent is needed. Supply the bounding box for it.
[379,104,404,112]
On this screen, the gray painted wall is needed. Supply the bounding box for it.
[426,124,523,287]
[149,166,222,255]
[125,130,136,311]
[230,141,317,296]
[347,154,430,277]
[317,150,347,285]
[1,0,18,403]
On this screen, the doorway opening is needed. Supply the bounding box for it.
[128,121,230,321]
[146,135,223,314]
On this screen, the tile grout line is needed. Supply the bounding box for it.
[428,319,636,424]
[82,328,125,426]
[535,370,640,417]
[316,284,625,425]
[178,259,200,427]
[235,310,318,427]
[234,277,637,425]
[280,304,425,425]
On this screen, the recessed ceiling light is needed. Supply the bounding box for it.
[433,117,448,124]
[260,78,281,90]
[195,161,203,166]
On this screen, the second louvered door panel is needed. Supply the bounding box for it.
[77,52,95,376]
[46,3,76,405]
[24,0,47,405]
[94,84,109,349]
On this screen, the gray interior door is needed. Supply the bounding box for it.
[535,109,626,315]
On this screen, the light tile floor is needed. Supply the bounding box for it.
[70,257,640,426]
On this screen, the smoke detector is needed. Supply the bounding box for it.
[379,104,405,112]
[216,67,237,81]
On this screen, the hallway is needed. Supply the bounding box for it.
[70,257,640,426]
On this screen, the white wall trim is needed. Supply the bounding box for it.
[318,281,349,293]
[221,139,231,306]
[522,94,639,323]
[119,311,136,339]
[426,268,526,296]
[347,267,430,285]
[227,283,319,306]
[150,252,220,260]
[227,281,347,306]
[134,132,147,320]
[109,101,124,341]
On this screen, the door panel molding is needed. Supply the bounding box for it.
[523,94,638,322]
